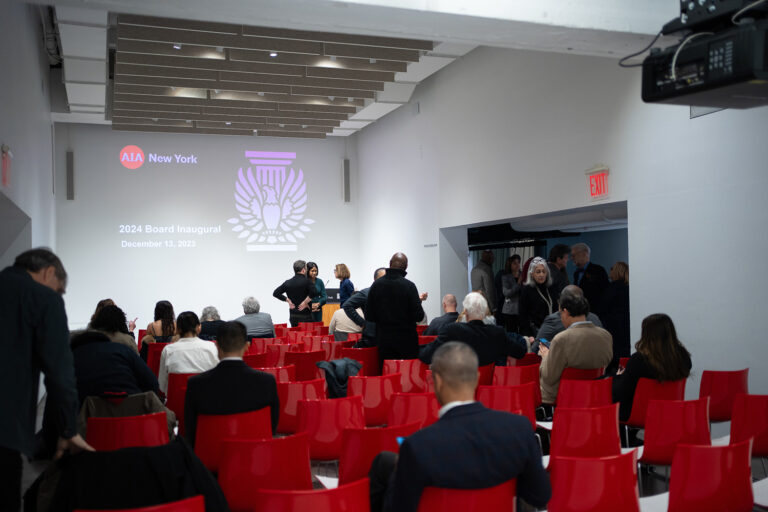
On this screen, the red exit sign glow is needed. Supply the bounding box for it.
[585,166,610,201]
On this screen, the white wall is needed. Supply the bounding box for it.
[355,46,768,395]
[0,4,56,251]
[54,124,361,328]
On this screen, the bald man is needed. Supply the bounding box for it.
[365,253,425,361]
[423,294,459,336]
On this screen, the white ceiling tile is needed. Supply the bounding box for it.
[350,102,403,120]
[64,83,106,106]
[377,82,416,103]
[340,120,371,129]
[63,58,107,84]
[430,42,477,57]
[58,24,107,59]
[395,55,454,82]
[55,7,107,26]
[328,128,357,136]
[51,112,111,124]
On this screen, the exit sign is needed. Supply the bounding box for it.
[585,166,610,201]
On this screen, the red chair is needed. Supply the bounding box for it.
[274,325,289,338]
[639,397,711,467]
[87,412,169,451]
[418,335,437,345]
[699,368,749,421]
[218,433,313,512]
[348,373,402,426]
[510,353,541,366]
[166,373,197,436]
[618,357,629,369]
[417,479,517,512]
[321,341,352,360]
[249,338,276,354]
[252,478,370,512]
[276,378,327,434]
[286,331,307,343]
[296,396,365,460]
[387,392,440,428]
[284,350,326,381]
[382,359,429,393]
[242,353,269,369]
[147,342,170,377]
[255,364,296,383]
[560,367,603,381]
[338,422,421,485]
[476,383,537,431]
[548,451,639,512]
[194,408,272,472]
[299,321,321,331]
[341,347,380,376]
[137,329,147,352]
[492,364,542,406]
[302,335,334,351]
[556,377,613,408]
[313,325,330,336]
[621,377,686,445]
[416,325,428,335]
[477,364,494,386]
[266,343,305,366]
[549,404,621,467]
[424,370,435,393]
[75,495,205,512]
[346,333,362,343]
[668,439,753,512]
[731,394,768,456]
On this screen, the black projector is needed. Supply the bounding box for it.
[642,21,768,109]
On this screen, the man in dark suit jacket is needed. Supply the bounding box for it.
[370,342,550,512]
[571,242,609,310]
[419,292,526,366]
[184,321,279,448]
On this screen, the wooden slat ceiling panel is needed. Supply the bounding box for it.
[112,14,433,138]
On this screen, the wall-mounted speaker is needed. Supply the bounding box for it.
[66,150,74,200]
[342,158,351,203]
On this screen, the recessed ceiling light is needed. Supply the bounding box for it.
[213,89,220,94]
[152,118,159,122]
[186,120,192,124]
[302,124,307,128]
[347,97,353,102]
[328,96,335,101]
[369,58,376,64]
[225,121,232,126]
[279,123,285,128]
[329,55,337,61]
[269,52,278,57]
[252,129,258,133]
[173,43,182,50]
[257,92,265,96]
[216,46,224,53]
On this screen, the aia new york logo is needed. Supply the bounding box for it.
[120,145,144,169]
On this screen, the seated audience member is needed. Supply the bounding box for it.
[612,313,691,422]
[519,257,559,336]
[235,296,275,339]
[140,300,178,360]
[423,294,459,335]
[328,306,363,341]
[90,305,138,353]
[184,321,279,448]
[158,312,219,394]
[370,342,550,512]
[536,286,603,342]
[199,306,225,341]
[71,330,159,404]
[420,293,526,366]
[539,286,613,404]
[87,298,115,328]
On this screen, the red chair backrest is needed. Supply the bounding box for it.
[321,341,348,361]
[252,478,371,512]
[556,377,613,408]
[549,403,621,465]
[86,412,169,451]
[296,396,366,460]
[560,367,603,381]
[249,338,276,354]
[476,383,537,431]
[243,353,270,369]
[492,364,542,406]
[166,373,197,436]
[624,377,687,428]
[548,451,639,512]
[194,408,272,472]
[274,325,289,338]
[218,433,313,511]
[338,422,421,485]
[284,350,326,381]
[382,359,429,393]
[147,343,170,377]
[640,397,711,466]
[477,364,494,386]
[74,495,206,512]
[298,321,320,331]
[302,335,334,351]
[341,347,380,376]
[417,479,517,512]
[699,368,749,421]
[668,439,753,512]
[313,325,330,336]
[730,393,768,456]
[424,370,435,393]
[286,331,307,343]
[387,392,440,429]
[255,365,295,383]
[265,343,304,367]
[348,373,403,426]
[346,333,362,343]
[276,378,328,434]
[416,325,428,335]
[418,335,437,345]
[618,357,629,369]
[510,353,541,367]
[137,329,147,352]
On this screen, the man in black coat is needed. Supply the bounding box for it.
[184,321,279,448]
[419,293,526,366]
[370,342,550,512]
[273,259,318,327]
[365,253,425,361]
[571,242,609,310]
[344,267,386,347]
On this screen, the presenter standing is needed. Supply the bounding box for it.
[273,260,318,327]
[307,262,327,323]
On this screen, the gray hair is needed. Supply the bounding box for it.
[293,260,306,273]
[525,256,553,287]
[431,342,479,388]
[462,292,488,320]
[242,296,261,314]
[571,242,591,257]
[200,306,220,322]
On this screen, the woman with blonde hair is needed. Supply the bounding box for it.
[334,263,354,307]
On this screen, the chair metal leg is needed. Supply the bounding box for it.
[761,456,767,479]
[637,462,644,497]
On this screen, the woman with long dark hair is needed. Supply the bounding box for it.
[140,300,178,360]
[307,261,327,323]
[612,313,692,422]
